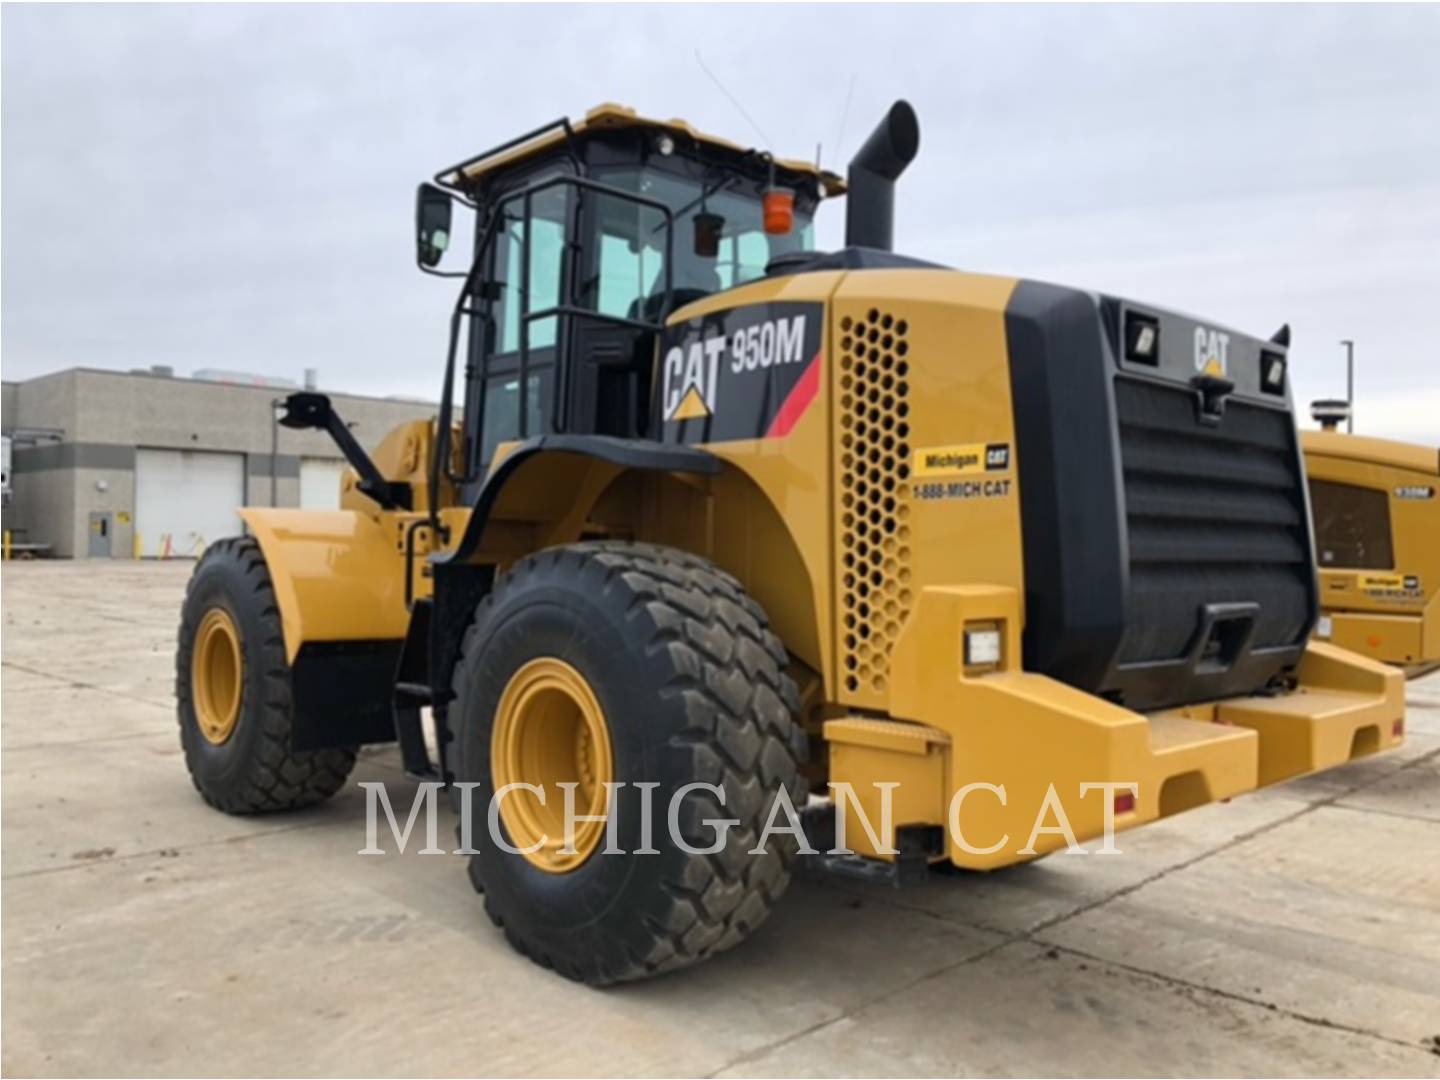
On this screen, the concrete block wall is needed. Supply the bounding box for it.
[4,369,438,558]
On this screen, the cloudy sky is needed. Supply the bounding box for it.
[3,4,1437,442]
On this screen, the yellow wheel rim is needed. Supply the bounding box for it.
[192,608,243,745]
[491,657,614,874]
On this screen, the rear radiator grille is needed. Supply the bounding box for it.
[837,308,913,698]
[1115,379,1311,664]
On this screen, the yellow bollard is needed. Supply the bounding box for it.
[3,530,10,561]
[133,531,142,560]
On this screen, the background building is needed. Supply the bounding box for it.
[0,367,436,558]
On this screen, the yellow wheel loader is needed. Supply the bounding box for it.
[1303,413,1440,675]
[176,101,1405,984]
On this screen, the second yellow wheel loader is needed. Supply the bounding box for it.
[1303,415,1440,675]
[176,101,1405,984]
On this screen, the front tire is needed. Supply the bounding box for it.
[176,537,356,813]
[452,541,807,985]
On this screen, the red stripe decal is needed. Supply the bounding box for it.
[765,351,822,439]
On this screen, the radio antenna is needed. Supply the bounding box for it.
[695,50,773,151]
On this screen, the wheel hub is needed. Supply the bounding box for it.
[192,607,243,745]
[491,657,614,873]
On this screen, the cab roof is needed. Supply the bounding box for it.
[1302,429,1440,475]
[436,102,846,196]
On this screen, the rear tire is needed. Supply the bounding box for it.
[452,541,807,985]
[176,536,356,813]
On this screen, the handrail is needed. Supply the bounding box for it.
[433,117,583,196]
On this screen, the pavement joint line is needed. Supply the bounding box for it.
[756,743,1440,1071]
[1,659,175,711]
[0,816,348,882]
[1,763,418,884]
[1028,939,1436,1058]
[3,730,178,753]
[705,926,1020,1079]
[1323,800,1440,826]
[1019,743,1440,940]
[816,750,1435,942]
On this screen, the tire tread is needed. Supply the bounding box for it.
[177,536,356,814]
[453,540,806,984]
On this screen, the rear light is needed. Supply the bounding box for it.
[1124,311,1160,364]
[964,626,1002,667]
[1393,720,1404,738]
[1114,791,1137,815]
[1261,350,1287,394]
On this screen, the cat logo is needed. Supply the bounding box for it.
[658,303,823,443]
[669,380,712,421]
[661,338,724,422]
[1193,326,1230,377]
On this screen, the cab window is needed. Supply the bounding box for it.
[479,371,549,466]
[473,181,568,470]
[492,185,566,353]
[586,167,815,320]
[1309,479,1394,569]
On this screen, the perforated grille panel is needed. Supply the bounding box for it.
[837,308,914,699]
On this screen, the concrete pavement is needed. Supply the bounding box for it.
[3,559,1438,1077]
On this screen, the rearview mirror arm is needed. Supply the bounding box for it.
[277,392,411,511]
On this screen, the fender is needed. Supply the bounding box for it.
[235,439,716,757]
[239,508,411,663]
[238,508,412,750]
[435,433,722,567]
[424,435,722,725]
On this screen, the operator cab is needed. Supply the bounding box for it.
[417,104,840,496]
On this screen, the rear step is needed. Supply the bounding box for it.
[1142,713,1258,817]
[1154,641,1405,787]
[797,802,938,888]
[1223,641,1404,785]
[1217,688,1403,785]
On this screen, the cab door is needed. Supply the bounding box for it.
[464,181,569,484]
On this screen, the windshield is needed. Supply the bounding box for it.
[584,166,816,321]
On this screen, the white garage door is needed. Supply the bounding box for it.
[135,448,245,558]
[299,458,346,510]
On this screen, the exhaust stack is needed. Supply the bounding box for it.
[844,100,920,251]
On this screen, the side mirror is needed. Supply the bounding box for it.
[415,183,453,269]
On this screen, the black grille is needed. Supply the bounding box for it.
[1115,378,1312,664]
[1006,281,1317,711]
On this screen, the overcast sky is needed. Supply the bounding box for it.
[3,4,1437,442]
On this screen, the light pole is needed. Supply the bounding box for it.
[1340,339,1354,432]
[271,398,284,506]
